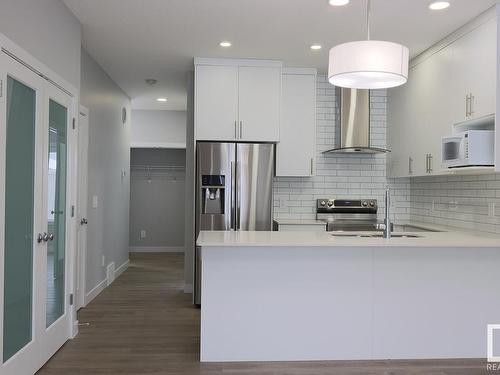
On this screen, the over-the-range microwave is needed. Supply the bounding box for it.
[441,130,494,168]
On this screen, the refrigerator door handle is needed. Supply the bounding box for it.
[236,161,241,230]
[231,161,236,230]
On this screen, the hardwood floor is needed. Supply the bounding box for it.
[38,253,490,374]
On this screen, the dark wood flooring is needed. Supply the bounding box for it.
[37,253,490,374]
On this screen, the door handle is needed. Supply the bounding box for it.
[230,161,236,230]
[310,158,314,175]
[428,154,433,173]
[408,156,413,175]
[234,121,238,139]
[80,218,88,225]
[37,232,49,243]
[239,121,243,139]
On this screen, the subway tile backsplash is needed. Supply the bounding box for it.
[273,75,411,223]
[410,174,500,234]
[274,74,500,234]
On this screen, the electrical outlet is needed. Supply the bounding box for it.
[92,195,98,209]
[279,198,286,209]
[101,255,105,267]
[488,203,496,218]
[140,230,146,239]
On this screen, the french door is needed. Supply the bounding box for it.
[0,50,74,374]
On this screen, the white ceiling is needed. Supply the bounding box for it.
[64,0,498,111]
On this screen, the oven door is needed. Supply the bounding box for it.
[442,135,466,168]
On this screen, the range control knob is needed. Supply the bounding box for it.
[361,201,368,207]
[320,200,326,206]
[369,201,376,207]
[327,201,334,207]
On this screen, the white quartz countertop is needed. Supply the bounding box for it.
[197,229,500,248]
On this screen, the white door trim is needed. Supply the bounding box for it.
[76,106,89,311]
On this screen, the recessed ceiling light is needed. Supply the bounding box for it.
[156,98,167,102]
[310,44,322,50]
[329,0,349,6]
[219,41,232,47]
[429,1,450,10]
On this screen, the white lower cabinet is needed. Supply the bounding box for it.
[276,69,316,177]
[274,222,326,232]
[388,13,497,177]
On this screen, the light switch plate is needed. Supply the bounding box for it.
[140,230,146,239]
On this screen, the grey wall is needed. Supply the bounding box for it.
[131,110,186,146]
[0,0,81,89]
[129,149,186,250]
[80,49,131,293]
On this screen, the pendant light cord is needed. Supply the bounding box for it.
[366,0,371,41]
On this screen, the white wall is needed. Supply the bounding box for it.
[274,75,411,224]
[129,149,186,251]
[0,0,81,90]
[80,49,131,294]
[131,110,186,148]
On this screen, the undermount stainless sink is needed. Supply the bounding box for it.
[330,232,422,239]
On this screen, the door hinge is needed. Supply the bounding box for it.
[71,205,75,218]
[69,293,74,306]
[72,117,76,129]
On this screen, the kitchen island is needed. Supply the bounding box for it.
[197,230,500,362]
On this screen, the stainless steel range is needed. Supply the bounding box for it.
[316,198,379,232]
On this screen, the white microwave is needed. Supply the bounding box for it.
[441,130,494,168]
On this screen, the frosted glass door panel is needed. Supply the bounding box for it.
[45,99,67,328]
[3,76,36,362]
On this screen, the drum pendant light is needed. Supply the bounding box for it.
[328,0,409,89]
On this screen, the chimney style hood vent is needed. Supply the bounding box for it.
[322,88,390,154]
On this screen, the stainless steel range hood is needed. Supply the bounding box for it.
[322,88,390,154]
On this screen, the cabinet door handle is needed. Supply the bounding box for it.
[429,154,433,173]
[310,158,314,175]
[425,154,429,173]
[239,121,243,139]
[408,156,413,175]
[234,121,238,139]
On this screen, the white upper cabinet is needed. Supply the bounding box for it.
[195,65,239,141]
[195,59,282,142]
[450,18,497,125]
[238,66,281,142]
[277,69,316,177]
[388,12,497,178]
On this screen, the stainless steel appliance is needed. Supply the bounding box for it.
[322,88,389,154]
[316,198,380,231]
[194,142,275,304]
[441,130,494,169]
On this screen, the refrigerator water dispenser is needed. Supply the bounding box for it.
[201,175,225,214]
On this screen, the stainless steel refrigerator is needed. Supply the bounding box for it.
[194,142,274,304]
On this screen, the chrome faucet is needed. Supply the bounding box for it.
[383,187,391,239]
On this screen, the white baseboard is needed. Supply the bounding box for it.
[129,246,185,253]
[184,283,193,294]
[115,259,130,278]
[83,259,130,307]
[85,278,107,306]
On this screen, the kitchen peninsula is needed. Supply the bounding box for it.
[197,230,500,362]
